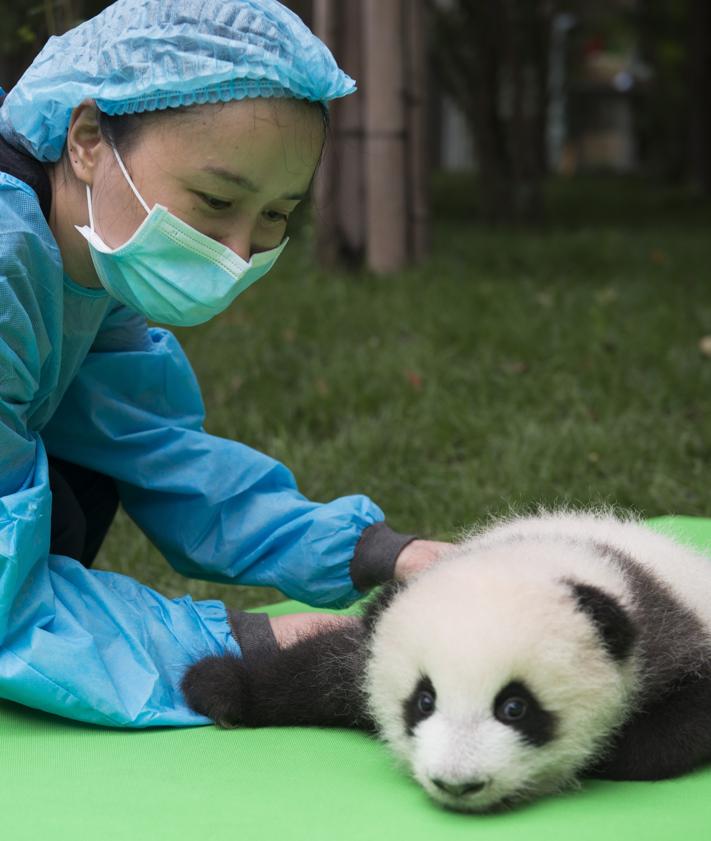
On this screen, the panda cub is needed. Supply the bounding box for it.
[182,511,711,812]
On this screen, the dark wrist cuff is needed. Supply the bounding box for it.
[351,521,418,592]
[228,609,279,664]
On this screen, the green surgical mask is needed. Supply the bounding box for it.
[75,146,288,326]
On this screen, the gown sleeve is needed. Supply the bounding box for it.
[0,218,241,728]
[40,303,391,609]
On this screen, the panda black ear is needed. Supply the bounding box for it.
[566,580,637,662]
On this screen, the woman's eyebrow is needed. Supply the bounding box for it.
[200,165,307,200]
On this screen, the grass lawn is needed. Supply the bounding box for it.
[93,174,711,610]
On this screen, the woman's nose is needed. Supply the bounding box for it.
[221,231,253,261]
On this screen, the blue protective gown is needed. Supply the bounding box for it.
[0,171,386,728]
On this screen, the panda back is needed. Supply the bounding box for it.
[470,510,711,639]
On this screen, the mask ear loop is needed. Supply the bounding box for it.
[111,145,151,215]
[84,146,151,234]
[85,184,96,233]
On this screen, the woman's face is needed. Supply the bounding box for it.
[78,97,325,260]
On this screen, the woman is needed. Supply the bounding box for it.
[0,0,448,728]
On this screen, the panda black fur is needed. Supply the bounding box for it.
[181,511,711,812]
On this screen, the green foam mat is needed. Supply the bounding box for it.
[1,515,710,840]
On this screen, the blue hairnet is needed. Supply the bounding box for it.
[0,0,355,162]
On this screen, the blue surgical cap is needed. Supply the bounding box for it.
[0,0,355,162]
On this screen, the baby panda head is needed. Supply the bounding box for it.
[363,539,639,812]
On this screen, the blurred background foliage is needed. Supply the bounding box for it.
[426,0,710,222]
[0,0,104,86]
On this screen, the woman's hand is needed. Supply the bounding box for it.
[268,539,452,647]
[269,612,359,648]
[393,538,452,581]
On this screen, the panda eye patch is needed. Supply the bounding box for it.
[403,675,436,735]
[493,680,557,747]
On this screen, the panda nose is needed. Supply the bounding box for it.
[432,778,487,797]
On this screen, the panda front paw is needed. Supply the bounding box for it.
[181,654,250,728]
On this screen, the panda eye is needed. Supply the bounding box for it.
[496,697,528,722]
[404,676,437,735]
[417,691,435,716]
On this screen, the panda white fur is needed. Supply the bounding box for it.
[181,511,711,812]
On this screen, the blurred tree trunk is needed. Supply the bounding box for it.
[687,0,711,194]
[636,0,689,182]
[404,0,430,261]
[363,0,408,272]
[429,0,553,224]
[313,0,430,274]
[44,0,81,35]
[313,0,365,266]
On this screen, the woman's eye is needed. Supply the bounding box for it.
[198,193,232,211]
[263,209,289,224]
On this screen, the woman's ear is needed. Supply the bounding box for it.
[65,100,104,187]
